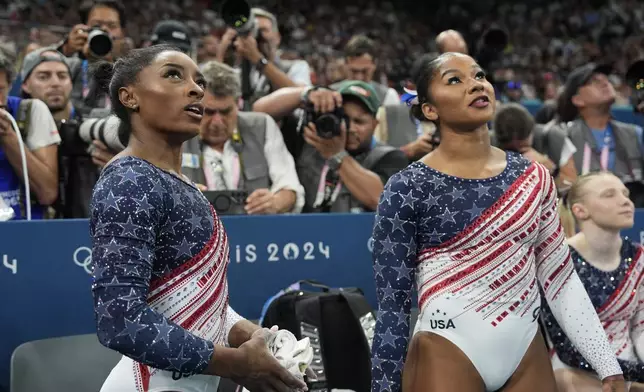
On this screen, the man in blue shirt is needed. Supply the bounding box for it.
[0,49,60,220]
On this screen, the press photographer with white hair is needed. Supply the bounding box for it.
[182,60,304,214]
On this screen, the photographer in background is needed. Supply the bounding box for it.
[492,103,577,192]
[20,47,113,218]
[217,7,311,103]
[331,35,399,106]
[182,61,304,214]
[57,0,127,117]
[0,50,60,220]
[254,81,408,213]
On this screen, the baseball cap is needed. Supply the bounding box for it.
[150,20,192,53]
[558,62,612,121]
[333,80,381,115]
[21,47,70,82]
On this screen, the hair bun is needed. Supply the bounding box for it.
[91,60,115,94]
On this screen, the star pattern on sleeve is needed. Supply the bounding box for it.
[89,157,217,375]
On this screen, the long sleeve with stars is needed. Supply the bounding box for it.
[370,171,418,392]
[90,157,220,375]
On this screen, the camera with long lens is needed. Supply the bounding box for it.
[220,0,256,37]
[59,114,125,156]
[86,26,113,57]
[305,104,346,139]
[79,115,126,152]
[626,60,644,114]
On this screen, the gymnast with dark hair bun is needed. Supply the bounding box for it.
[370,52,625,392]
[89,44,308,392]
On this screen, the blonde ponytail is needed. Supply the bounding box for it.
[558,197,576,238]
[557,171,613,238]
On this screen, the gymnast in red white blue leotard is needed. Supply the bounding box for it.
[89,45,306,392]
[370,53,624,392]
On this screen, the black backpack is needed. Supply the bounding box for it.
[261,280,375,392]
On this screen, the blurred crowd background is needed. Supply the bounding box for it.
[2,0,643,102]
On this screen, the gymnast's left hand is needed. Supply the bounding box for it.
[245,188,278,215]
[602,375,627,392]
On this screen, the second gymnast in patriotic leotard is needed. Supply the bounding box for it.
[370,53,625,392]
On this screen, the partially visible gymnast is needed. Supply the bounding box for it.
[370,52,625,392]
[89,45,307,392]
[544,172,644,392]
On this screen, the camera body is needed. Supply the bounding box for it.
[58,117,85,157]
[202,190,248,215]
[305,104,346,139]
[86,26,113,58]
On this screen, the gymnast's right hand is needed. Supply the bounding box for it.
[232,328,308,392]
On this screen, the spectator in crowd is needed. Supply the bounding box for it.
[332,35,400,106]
[21,49,74,126]
[182,61,304,214]
[324,58,347,86]
[555,63,644,207]
[254,81,408,213]
[374,53,439,161]
[0,49,60,220]
[217,8,311,105]
[148,20,193,55]
[8,42,42,97]
[59,0,128,117]
[493,102,578,192]
[534,72,561,124]
[436,29,468,54]
[197,34,220,67]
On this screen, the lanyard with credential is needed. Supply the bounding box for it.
[203,154,242,190]
[82,60,89,99]
[313,163,342,209]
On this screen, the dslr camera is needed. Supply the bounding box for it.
[203,190,248,215]
[84,26,113,58]
[305,103,346,139]
[626,60,644,114]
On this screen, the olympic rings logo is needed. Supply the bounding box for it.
[73,247,93,275]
